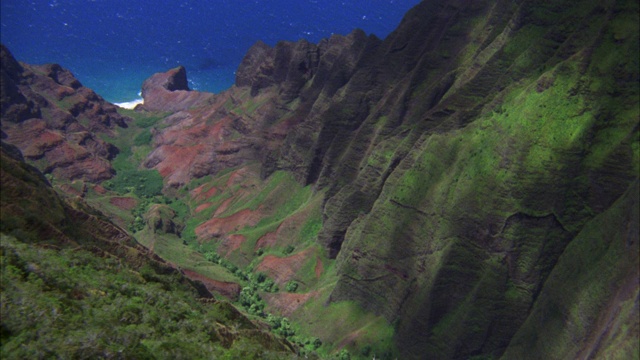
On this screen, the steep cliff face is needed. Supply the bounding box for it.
[0,45,129,182]
[231,0,639,358]
[1,0,638,358]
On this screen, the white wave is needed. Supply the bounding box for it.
[114,98,144,109]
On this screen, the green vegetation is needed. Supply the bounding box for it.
[10,1,634,358]
[133,130,153,146]
[0,234,295,359]
[285,281,299,293]
[102,168,164,199]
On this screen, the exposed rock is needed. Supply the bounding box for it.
[142,30,379,188]
[2,0,638,358]
[140,66,215,112]
[141,96,265,187]
[198,0,639,358]
[144,204,183,235]
[182,269,242,300]
[0,45,128,182]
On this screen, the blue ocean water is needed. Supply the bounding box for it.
[1,0,421,104]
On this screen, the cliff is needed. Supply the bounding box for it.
[1,0,638,358]
[140,66,215,112]
[164,0,638,357]
[0,45,129,182]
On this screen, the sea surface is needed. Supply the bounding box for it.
[1,0,421,104]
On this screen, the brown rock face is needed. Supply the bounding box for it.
[162,1,637,358]
[141,30,379,188]
[144,204,183,235]
[140,66,215,112]
[0,45,128,182]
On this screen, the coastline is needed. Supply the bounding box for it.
[114,98,144,109]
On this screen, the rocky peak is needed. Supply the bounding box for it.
[140,66,214,112]
[145,65,190,92]
[35,63,83,89]
[0,45,128,182]
[236,29,373,101]
[0,45,39,124]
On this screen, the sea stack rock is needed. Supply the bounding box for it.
[140,66,214,112]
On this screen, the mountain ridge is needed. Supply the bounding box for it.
[1,0,638,358]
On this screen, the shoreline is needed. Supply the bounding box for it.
[114,98,144,109]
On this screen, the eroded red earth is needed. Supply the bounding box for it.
[182,269,241,300]
[256,248,315,286]
[262,291,319,317]
[195,208,262,240]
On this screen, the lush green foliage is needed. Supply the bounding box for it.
[285,281,299,293]
[103,169,164,199]
[0,234,295,359]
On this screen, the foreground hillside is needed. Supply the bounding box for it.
[1,0,639,359]
[0,142,302,359]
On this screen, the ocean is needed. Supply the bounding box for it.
[1,0,421,105]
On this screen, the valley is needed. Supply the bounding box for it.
[1,0,638,359]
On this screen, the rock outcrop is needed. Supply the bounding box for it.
[140,66,215,112]
[144,204,183,235]
[0,45,128,182]
[139,29,382,188]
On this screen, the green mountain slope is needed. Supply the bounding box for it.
[1,0,638,359]
[0,143,300,358]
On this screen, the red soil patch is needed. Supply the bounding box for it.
[255,231,278,250]
[181,269,241,300]
[59,183,85,198]
[191,184,219,202]
[214,197,234,216]
[195,208,262,240]
[47,141,85,161]
[190,184,208,199]
[255,209,310,250]
[255,248,314,286]
[109,197,138,210]
[315,258,324,279]
[226,167,250,187]
[262,292,318,317]
[203,186,218,199]
[93,184,107,194]
[154,144,207,179]
[218,234,246,256]
[195,202,213,213]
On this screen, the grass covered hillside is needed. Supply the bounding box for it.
[0,143,301,359]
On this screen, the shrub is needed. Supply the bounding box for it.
[337,349,351,360]
[285,281,298,293]
[283,245,295,255]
